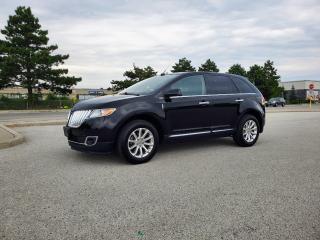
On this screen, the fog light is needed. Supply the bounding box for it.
[84,136,98,146]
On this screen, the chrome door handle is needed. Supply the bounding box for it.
[199,101,210,105]
[235,99,244,102]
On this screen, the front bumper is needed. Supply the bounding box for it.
[63,126,114,153]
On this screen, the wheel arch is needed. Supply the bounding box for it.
[115,112,165,142]
[238,109,264,133]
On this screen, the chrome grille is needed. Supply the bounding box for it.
[68,110,92,128]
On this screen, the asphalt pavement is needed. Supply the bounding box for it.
[0,111,68,124]
[0,112,320,239]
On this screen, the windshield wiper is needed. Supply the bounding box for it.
[120,92,140,96]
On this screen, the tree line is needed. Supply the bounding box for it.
[0,6,283,105]
[112,57,283,99]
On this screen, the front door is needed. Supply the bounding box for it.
[163,74,212,135]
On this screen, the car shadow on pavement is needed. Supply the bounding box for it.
[159,136,236,154]
[69,151,126,165]
[67,137,237,165]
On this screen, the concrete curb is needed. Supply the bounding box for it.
[0,124,25,149]
[0,120,65,149]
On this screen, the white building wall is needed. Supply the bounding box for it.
[280,80,320,90]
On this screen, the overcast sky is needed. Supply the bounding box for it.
[1,0,319,88]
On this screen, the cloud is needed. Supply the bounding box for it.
[0,0,319,88]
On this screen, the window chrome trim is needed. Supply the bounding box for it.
[159,92,256,100]
[170,93,256,99]
[168,128,234,138]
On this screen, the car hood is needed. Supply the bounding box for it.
[72,94,140,111]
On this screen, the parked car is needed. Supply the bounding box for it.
[266,97,286,107]
[63,72,265,164]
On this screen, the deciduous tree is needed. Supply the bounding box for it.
[247,60,283,99]
[227,64,247,77]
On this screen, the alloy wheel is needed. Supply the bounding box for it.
[127,128,154,158]
[242,120,258,143]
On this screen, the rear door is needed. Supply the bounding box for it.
[163,74,212,135]
[204,74,240,130]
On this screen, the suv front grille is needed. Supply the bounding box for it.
[68,110,92,128]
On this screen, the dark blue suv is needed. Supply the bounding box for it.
[64,72,265,164]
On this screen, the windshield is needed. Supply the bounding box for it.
[119,75,177,95]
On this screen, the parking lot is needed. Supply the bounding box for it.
[1,112,320,239]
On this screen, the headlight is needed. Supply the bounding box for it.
[67,111,71,120]
[88,108,116,119]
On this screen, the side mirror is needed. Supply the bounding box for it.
[163,88,182,101]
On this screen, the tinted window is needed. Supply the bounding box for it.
[205,75,237,94]
[232,77,255,93]
[170,75,205,96]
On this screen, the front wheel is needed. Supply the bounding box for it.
[117,120,159,164]
[233,115,260,147]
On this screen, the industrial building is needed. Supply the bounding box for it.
[280,80,320,101]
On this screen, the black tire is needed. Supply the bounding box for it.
[282,103,285,107]
[233,114,260,147]
[117,120,159,164]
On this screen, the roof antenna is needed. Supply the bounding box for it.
[160,64,171,76]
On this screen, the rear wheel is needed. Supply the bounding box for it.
[117,120,159,164]
[233,115,260,147]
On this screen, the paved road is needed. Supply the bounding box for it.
[1,112,320,239]
[0,111,67,124]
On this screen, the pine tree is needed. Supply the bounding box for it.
[0,6,81,103]
[111,65,157,91]
[171,57,196,72]
[198,59,219,72]
[123,65,157,81]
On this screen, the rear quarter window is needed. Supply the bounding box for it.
[232,76,258,93]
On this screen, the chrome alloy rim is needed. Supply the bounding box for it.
[242,120,258,143]
[127,128,154,158]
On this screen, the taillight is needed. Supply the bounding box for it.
[261,96,266,106]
